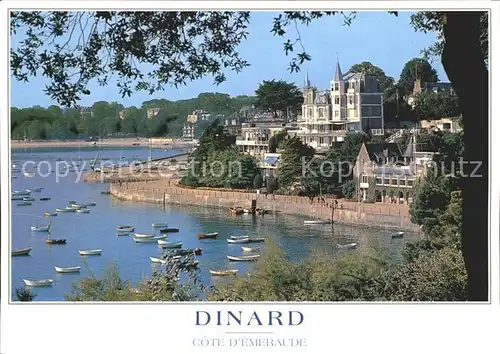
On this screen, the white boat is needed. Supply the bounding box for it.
[54,266,81,273]
[23,279,53,287]
[12,190,31,196]
[152,222,168,228]
[56,207,76,212]
[12,247,32,256]
[134,232,155,238]
[71,204,86,209]
[157,240,182,248]
[24,172,35,178]
[241,246,260,252]
[227,237,250,244]
[336,242,358,250]
[133,235,167,243]
[209,269,238,276]
[229,235,250,240]
[391,231,405,238]
[117,225,135,232]
[31,225,51,232]
[304,220,331,225]
[78,249,102,256]
[227,254,260,262]
[116,230,130,236]
[150,257,167,264]
[76,208,90,213]
[23,197,35,202]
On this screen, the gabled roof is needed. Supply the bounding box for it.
[364,142,403,164]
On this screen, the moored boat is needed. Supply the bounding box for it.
[391,231,405,238]
[229,235,249,240]
[12,190,31,196]
[46,239,66,244]
[248,237,265,243]
[76,208,90,213]
[23,279,53,287]
[133,235,167,243]
[54,266,81,273]
[116,230,130,236]
[227,237,249,244]
[152,222,168,228]
[17,202,32,206]
[241,246,260,252]
[83,202,96,207]
[117,225,135,232]
[12,247,32,256]
[209,269,238,276]
[197,232,218,239]
[71,203,86,209]
[44,212,58,217]
[134,232,155,238]
[150,256,166,264]
[11,196,24,201]
[56,207,75,212]
[304,220,331,225]
[157,240,182,248]
[31,224,51,232]
[160,227,180,233]
[227,254,260,262]
[23,172,35,178]
[23,197,35,202]
[40,197,51,201]
[78,249,102,256]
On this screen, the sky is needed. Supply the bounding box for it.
[10,11,447,108]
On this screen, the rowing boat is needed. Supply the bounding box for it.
[209,269,238,276]
[391,231,405,238]
[17,202,32,206]
[241,246,260,252]
[304,220,331,225]
[133,235,167,243]
[197,232,218,239]
[150,256,167,264]
[160,227,180,233]
[44,212,58,217]
[116,230,130,236]
[12,247,31,256]
[23,279,53,287]
[157,240,182,248]
[152,222,168,228]
[54,266,81,273]
[227,254,260,262]
[78,249,102,256]
[227,237,249,244]
[117,225,135,232]
[229,235,249,240]
[134,232,155,238]
[46,239,66,245]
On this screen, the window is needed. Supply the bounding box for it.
[335,97,340,105]
[350,81,355,89]
[384,177,390,185]
[308,108,313,117]
[319,137,324,144]
[335,110,339,117]
[391,177,399,186]
[334,83,339,91]
[318,108,324,118]
[361,175,368,184]
[407,179,414,187]
[376,177,383,185]
[349,97,354,105]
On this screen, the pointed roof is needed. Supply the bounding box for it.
[305,71,311,88]
[403,137,414,158]
[334,60,343,81]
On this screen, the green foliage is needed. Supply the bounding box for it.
[268,130,288,153]
[398,58,439,95]
[341,180,356,199]
[15,288,37,301]
[254,79,303,118]
[277,136,314,189]
[266,175,278,194]
[413,90,460,119]
[253,174,263,189]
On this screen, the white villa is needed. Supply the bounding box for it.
[297,60,385,151]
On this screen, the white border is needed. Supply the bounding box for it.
[1,2,498,354]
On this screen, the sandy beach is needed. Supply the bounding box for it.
[11,137,197,149]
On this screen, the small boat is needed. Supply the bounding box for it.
[17,202,32,206]
[23,197,35,202]
[101,191,111,195]
[23,279,53,287]
[11,196,24,201]
[67,200,77,205]
[56,207,75,212]
[44,212,58,217]
[150,256,166,264]
[227,237,249,244]
[209,269,238,276]
[304,220,331,225]
[25,189,33,193]
[152,222,168,228]
[116,230,130,236]
[241,246,260,252]
[54,266,81,273]
[197,232,218,239]
[83,202,96,207]
[157,240,182,248]
[12,190,31,196]
[78,249,102,256]
[391,231,405,238]
[248,237,265,243]
[229,235,249,240]
[12,247,32,256]
[227,254,260,262]
[40,197,51,201]
[76,208,90,213]
[117,225,135,232]
[23,172,35,178]
[46,239,66,244]
[160,227,180,233]
[71,204,86,209]
[31,225,51,232]
[336,242,358,250]
[133,235,167,243]
[134,232,155,238]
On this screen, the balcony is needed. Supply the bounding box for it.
[296,130,347,137]
[236,137,269,146]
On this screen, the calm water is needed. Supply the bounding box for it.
[10,147,419,301]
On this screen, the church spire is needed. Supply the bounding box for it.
[305,70,311,88]
[334,59,343,81]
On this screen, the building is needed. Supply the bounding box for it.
[420,117,462,133]
[183,122,195,139]
[236,123,286,158]
[297,60,384,151]
[146,108,161,120]
[79,106,94,118]
[353,141,424,204]
[407,79,456,108]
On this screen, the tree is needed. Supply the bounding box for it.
[254,80,303,119]
[253,174,263,189]
[277,136,314,190]
[347,62,395,98]
[413,90,460,120]
[268,130,288,153]
[15,288,36,301]
[398,58,439,95]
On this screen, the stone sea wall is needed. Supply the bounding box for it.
[109,180,421,233]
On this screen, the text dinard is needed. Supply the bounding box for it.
[196,311,304,326]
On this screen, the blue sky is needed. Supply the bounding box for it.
[10,11,447,108]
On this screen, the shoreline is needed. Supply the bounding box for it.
[106,179,421,233]
[11,138,197,149]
